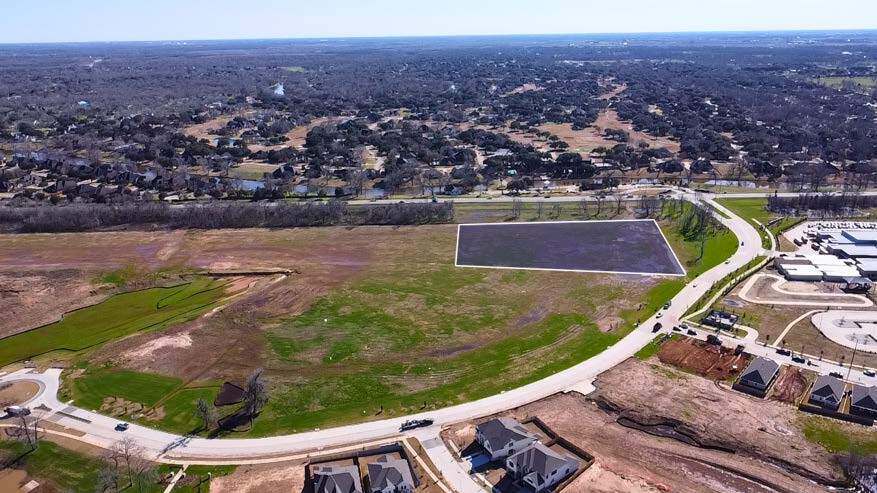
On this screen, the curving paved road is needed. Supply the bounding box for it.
[0,192,766,472]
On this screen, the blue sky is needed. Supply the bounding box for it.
[2,0,876,43]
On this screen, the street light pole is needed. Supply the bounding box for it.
[847,338,860,381]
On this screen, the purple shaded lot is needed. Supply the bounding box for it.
[456,220,685,275]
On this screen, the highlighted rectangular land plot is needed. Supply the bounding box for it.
[455,220,685,276]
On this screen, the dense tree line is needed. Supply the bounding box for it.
[767,193,877,215]
[1,33,875,205]
[0,201,454,233]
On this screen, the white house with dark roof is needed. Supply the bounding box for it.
[475,417,538,461]
[366,455,414,493]
[313,464,363,493]
[809,375,845,410]
[506,442,580,493]
[851,384,877,418]
[738,357,780,392]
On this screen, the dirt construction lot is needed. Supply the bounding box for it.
[210,462,305,493]
[447,358,844,493]
[769,366,815,404]
[657,338,749,380]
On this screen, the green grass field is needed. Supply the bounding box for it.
[799,417,877,455]
[813,76,877,92]
[0,278,227,368]
[0,439,232,493]
[716,197,777,248]
[63,368,218,434]
[0,440,115,493]
[55,202,738,437]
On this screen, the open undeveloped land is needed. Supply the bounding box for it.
[0,204,732,436]
[446,358,847,493]
[538,108,681,155]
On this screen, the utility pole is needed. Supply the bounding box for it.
[847,338,860,381]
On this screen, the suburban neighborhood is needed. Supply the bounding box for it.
[2,5,877,493]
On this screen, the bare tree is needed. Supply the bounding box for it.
[243,368,270,419]
[102,437,158,493]
[5,412,40,451]
[111,437,140,489]
[95,465,120,493]
[348,170,366,197]
[195,398,218,432]
[511,199,523,220]
[577,198,588,218]
[594,194,605,218]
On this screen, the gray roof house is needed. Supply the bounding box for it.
[738,357,780,392]
[366,455,414,493]
[475,417,538,461]
[506,443,580,493]
[851,385,877,418]
[313,464,363,493]
[809,375,845,410]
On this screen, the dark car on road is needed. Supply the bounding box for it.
[652,322,663,333]
[4,406,30,417]
[400,419,433,431]
[115,422,130,432]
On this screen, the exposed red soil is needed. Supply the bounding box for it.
[657,338,750,380]
[770,366,813,404]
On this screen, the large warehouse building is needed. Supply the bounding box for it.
[796,223,877,281]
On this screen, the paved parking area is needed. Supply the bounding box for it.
[455,220,685,276]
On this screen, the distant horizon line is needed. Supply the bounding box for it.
[2,27,877,46]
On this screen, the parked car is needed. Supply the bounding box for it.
[791,356,806,364]
[652,322,663,333]
[865,369,876,377]
[776,349,791,356]
[663,301,671,310]
[115,422,130,432]
[672,326,682,332]
[4,406,30,417]
[830,372,844,379]
[686,329,697,336]
[400,419,433,431]
[680,324,689,330]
